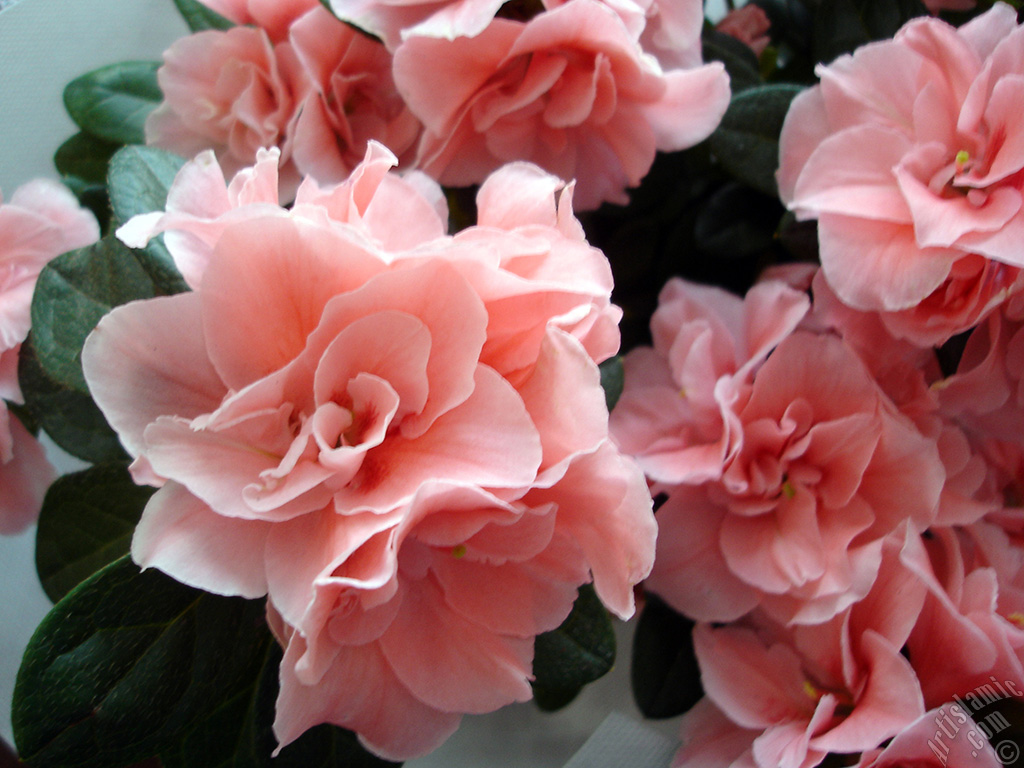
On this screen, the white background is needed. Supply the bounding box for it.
[0,0,731,762]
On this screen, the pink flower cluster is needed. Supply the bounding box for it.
[613,265,1024,768]
[0,180,98,534]
[83,143,656,760]
[609,7,1024,767]
[149,0,729,209]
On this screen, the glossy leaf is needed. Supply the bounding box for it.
[531,585,615,711]
[709,83,804,198]
[160,643,401,768]
[17,337,127,464]
[13,556,272,768]
[107,145,185,225]
[172,0,235,31]
[35,464,153,603]
[630,594,702,719]
[30,235,163,393]
[63,61,162,145]
[599,356,624,413]
[54,133,120,187]
[693,182,782,259]
[107,146,190,292]
[812,0,928,65]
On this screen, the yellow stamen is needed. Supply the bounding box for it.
[782,481,796,499]
[452,544,468,559]
[803,680,821,701]
[1007,612,1024,629]
[955,149,970,167]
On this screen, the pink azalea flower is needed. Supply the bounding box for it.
[121,142,622,383]
[688,538,927,768]
[392,0,730,210]
[902,523,1024,709]
[148,7,421,198]
[85,150,655,759]
[644,329,944,625]
[777,4,1024,320]
[610,276,810,486]
[287,6,422,185]
[716,5,771,57]
[0,179,98,534]
[146,26,307,194]
[542,0,707,71]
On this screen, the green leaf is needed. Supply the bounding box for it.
[630,594,702,719]
[813,0,928,65]
[30,234,164,393]
[35,464,154,603]
[702,28,763,93]
[161,643,401,768]
[63,61,162,145]
[107,144,185,224]
[59,177,113,233]
[17,336,127,464]
[172,0,235,30]
[692,182,782,259]
[531,584,615,711]
[709,83,805,198]
[54,133,120,186]
[107,145,190,292]
[599,356,624,413]
[13,556,273,768]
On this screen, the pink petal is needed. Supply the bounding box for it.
[131,481,271,597]
[430,543,580,637]
[264,505,403,629]
[380,574,534,713]
[641,62,730,151]
[646,487,759,623]
[274,635,461,760]
[809,631,924,753]
[528,441,655,618]
[817,212,958,311]
[0,414,55,535]
[306,260,488,438]
[790,125,913,223]
[693,623,811,730]
[199,217,385,390]
[313,310,431,420]
[82,293,227,458]
[514,328,608,471]
[333,365,543,512]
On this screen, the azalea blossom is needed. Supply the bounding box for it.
[146,25,306,193]
[287,6,422,185]
[0,179,98,534]
[83,146,655,759]
[680,537,927,768]
[392,0,730,209]
[716,5,771,57]
[777,3,1024,338]
[147,6,418,198]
